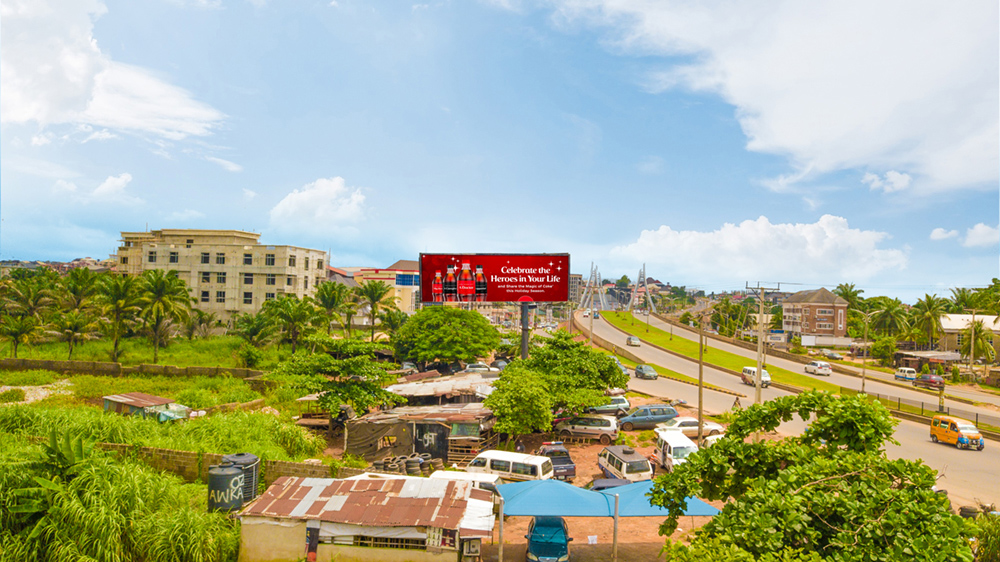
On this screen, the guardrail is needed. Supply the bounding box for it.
[840,387,1000,439]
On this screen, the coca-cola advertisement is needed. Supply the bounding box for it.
[420,253,570,303]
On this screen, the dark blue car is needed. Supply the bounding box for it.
[525,516,572,562]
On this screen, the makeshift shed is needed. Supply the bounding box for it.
[386,372,495,406]
[239,476,494,562]
[102,392,189,422]
[346,403,496,464]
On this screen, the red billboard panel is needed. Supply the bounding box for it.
[419,253,570,303]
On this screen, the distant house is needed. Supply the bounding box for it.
[238,476,493,562]
[938,314,1000,356]
[782,288,850,347]
[102,392,189,422]
[345,260,421,314]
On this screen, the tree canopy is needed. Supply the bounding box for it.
[650,392,974,562]
[392,306,500,365]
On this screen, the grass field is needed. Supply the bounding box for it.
[603,312,842,394]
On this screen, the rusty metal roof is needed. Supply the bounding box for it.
[102,392,173,408]
[240,476,494,537]
[387,372,494,399]
[353,403,494,424]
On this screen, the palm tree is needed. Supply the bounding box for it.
[262,295,318,353]
[313,282,352,335]
[5,279,55,320]
[0,315,40,358]
[961,320,996,381]
[378,309,408,340]
[60,267,99,312]
[950,287,975,313]
[231,311,277,348]
[910,294,947,348]
[137,270,192,363]
[871,298,909,337]
[46,311,100,360]
[341,298,359,338]
[182,309,218,340]
[834,283,864,311]
[96,275,142,362]
[355,280,397,342]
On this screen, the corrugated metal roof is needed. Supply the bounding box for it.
[784,287,848,306]
[102,392,174,408]
[240,476,494,536]
[941,314,1000,332]
[354,403,494,424]
[386,373,495,399]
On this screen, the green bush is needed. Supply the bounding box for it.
[921,363,931,374]
[936,364,945,377]
[0,388,26,403]
[975,513,1000,561]
[952,365,962,381]
[236,341,263,368]
[173,388,215,409]
[0,369,57,386]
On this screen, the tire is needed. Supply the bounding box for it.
[599,434,612,445]
[931,434,938,443]
[959,505,980,519]
[955,440,963,449]
[622,422,634,432]
[559,430,572,440]
[709,429,720,436]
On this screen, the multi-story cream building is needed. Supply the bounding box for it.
[114,229,328,319]
[343,260,421,314]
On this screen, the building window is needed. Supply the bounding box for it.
[304,277,309,289]
[266,274,276,286]
[396,274,419,287]
[286,276,294,286]
[243,273,253,285]
[244,253,253,265]
[200,291,209,303]
[316,277,322,288]
[148,251,157,263]
[216,291,226,303]
[243,292,253,305]
[120,257,128,265]
[304,257,310,270]
[288,255,296,267]
[265,253,275,266]
[201,252,210,264]
[317,259,323,269]
[186,238,194,248]
[837,309,844,331]
[216,253,226,265]
[201,272,210,283]
[217,272,227,284]
[169,251,179,264]
[265,292,275,301]
[817,308,833,316]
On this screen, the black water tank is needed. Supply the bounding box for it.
[222,452,260,502]
[207,463,244,512]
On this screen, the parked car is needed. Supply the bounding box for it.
[634,364,658,380]
[740,366,771,388]
[490,359,509,371]
[597,445,654,482]
[613,358,629,377]
[626,336,641,347]
[656,416,724,438]
[930,415,985,451]
[913,374,945,390]
[586,395,631,416]
[825,351,844,360]
[894,367,917,381]
[618,404,678,431]
[554,415,619,445]
[465,362,499,373]
[525,516,572,562]
[588,478,630,492]
[535,442,576,481]
[805,361,832,376]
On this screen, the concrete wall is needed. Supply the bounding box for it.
[0,358,262,379]
[240,519,457,562]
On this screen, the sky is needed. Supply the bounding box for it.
[1,0,997,304]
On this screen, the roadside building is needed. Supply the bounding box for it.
[239,476,493,562]
[781,288,850,347]
[113,229,327,320]
[568,273,583,304]
[385,372,495,407]
[345,260,420,314]
[938,314,1000,356]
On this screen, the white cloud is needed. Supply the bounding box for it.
[30,133,53,146]
[610,215,907,283]
[53,179,77,193]
[963,223,999,248]
[242,188,257,200]
[166,209,206,222]
[205,156,243,172]
[862,170,911,193]
[269,177,366,235]
[92,172,140,203]
[1,0,223,140]
[637,155,664,175]
[929,228,958,241]
[82,129,117,142]
[548,1,998,193]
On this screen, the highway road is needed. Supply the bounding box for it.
[574,312,1000,508]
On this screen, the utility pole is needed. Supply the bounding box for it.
[965,308,982,382]
[696,313,706,446]
[746,282,779,406]
[859,310,876,395]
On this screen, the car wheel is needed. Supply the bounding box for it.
[931,434,938,443]
[622,422,634,431]
[955,441,963,449]
[600,434,612,445]
[560,430,572,439]
[709,429,720,436]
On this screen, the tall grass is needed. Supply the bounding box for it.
[0,404,324,461]
[69,374,261,408]
[0,369,58,387]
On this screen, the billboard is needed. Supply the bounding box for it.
[419,253,570,303]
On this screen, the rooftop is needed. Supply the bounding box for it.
[784,287,848,306]
[102,392,174,408]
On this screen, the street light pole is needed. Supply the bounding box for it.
[860,311,875,395]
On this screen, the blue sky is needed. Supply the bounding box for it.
[2,0,997,303]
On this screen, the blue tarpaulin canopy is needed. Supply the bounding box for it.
[598,480,719,517]
[496,480,614,516]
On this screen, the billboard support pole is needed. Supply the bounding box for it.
[520,302,530,359]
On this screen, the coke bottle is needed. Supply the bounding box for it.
[457,262,475,302]
[431,271,443,302]
[474,265,488,302]
[443,266,458,302]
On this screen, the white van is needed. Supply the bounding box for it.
[894,367,917,381]
[652,428,699,472]
[597,445,654,482]
[465,450,554,483]
[740,366,771,388]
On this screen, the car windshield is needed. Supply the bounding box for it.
[674,446,698,459]
[957,424,978,433]
[546,450,569,457]
[626,460,650,474]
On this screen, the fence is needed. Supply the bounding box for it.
[840,387,1000,430]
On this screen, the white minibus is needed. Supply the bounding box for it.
[465,450,554,482]
[653,428,699,472]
